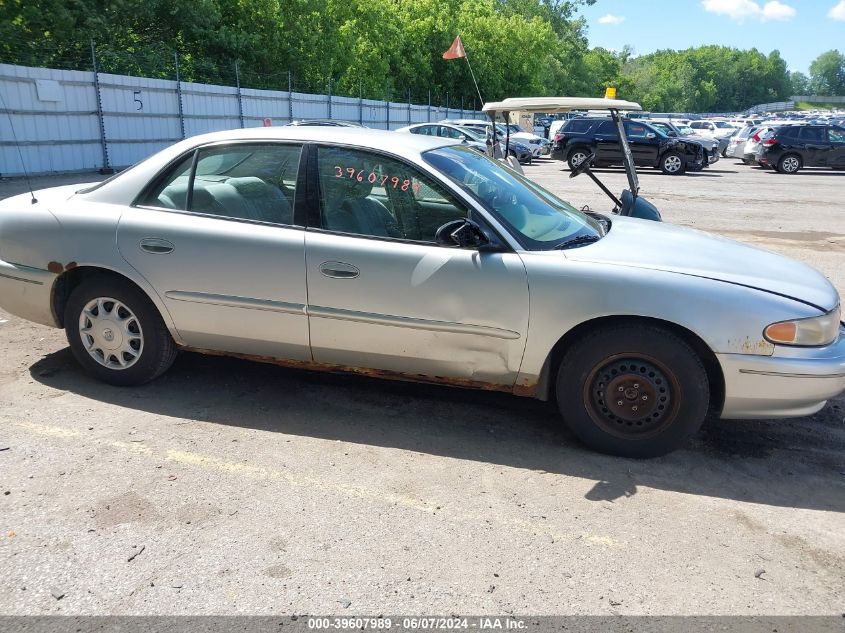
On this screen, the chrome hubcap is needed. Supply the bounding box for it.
[78,297,144,370]
[664,155,682,172]
[783,157,798,172]
[571,152,587,166]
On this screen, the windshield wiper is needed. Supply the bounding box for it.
[552,234,601,250]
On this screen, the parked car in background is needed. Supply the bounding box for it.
[552,117,707,174]
[728,125,757,161]
[689,120,737,140]
[287,119,367,127]
[2,125,843,458]
[443,120,547,158]
[395,122,490,154]
[647,120,720,165]
[757,124,845,173]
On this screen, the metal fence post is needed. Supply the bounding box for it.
[428,90,431,122]
[174,51,185,139]
[288,71,293,122]
[359,81,363,126]
[460,95,464,119]
[327,78,332,120]
[89,40,112,174]
[235,60,244,128]
[386,87,390,130]
[446,92,449,118]
[407,88,412,126]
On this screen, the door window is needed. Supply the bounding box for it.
[412,125,437,136]
[316,146,469,243]
[438,126,465,139]
[828,127,845,142]
[798,127,825,142]
[624,122,651,139]
[140,144,302,225]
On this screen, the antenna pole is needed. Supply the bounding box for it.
[90,40,112,174]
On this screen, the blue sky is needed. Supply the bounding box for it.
[580,0,845,74]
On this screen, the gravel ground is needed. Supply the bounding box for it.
[0,157,843,616]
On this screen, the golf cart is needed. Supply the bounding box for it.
[482,97,661,222]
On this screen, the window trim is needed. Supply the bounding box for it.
[308,142,511,251]
[131,139,307,229]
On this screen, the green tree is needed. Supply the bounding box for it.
[809,50,845,96]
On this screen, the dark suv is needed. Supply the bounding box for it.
[551,117,707,175]
[757,124,845,173]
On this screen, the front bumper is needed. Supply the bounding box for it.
[718,326,845,419]
[0,258,58,328]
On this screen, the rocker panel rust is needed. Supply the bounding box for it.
[179,346,539,396]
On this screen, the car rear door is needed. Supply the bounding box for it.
[303,144,529,388]
[117,141,311,360]
[828,126,845,168]
[593,120,622,163]
[798,126,829,166]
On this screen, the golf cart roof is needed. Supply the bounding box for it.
[482,97,642,114]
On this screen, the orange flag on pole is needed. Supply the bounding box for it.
[442,36,466,60]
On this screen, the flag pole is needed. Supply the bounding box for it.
[462,48,484,107]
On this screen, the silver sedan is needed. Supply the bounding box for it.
[1,127,843,457]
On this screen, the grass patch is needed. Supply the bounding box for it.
[794,101,845,111]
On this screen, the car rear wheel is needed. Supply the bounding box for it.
[777,154,801,174]
[555,324,709,458]
[567,148,591,171]
[65,276,177,386]
[660,151,686,175]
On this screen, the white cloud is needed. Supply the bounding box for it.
[597,14,625,25]
[701,0,796,22]
[762,0,796,20]
[829,0,845,20]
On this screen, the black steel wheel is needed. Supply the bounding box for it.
[556,324,710,457]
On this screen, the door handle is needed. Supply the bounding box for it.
[319,261,360,279]
[139,238,174,254]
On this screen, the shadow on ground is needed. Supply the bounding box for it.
[30,348,845,513]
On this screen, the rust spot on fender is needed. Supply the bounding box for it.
[730,337,774,355]
[179,346,517,395]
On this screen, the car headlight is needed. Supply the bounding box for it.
[764,305,841,346]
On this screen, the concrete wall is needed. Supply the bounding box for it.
[0,63,483,176]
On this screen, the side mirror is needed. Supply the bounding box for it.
[435,219,490,249]
[667,131,678,137]
[646,132,657,139]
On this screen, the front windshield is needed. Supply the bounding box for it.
[714,121,733,128]
[675,125,694,135]
[423,145,603,250]
[458,127,485,142]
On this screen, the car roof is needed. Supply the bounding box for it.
[483,97,642,113]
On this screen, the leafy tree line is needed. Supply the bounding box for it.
[1,0,843,111]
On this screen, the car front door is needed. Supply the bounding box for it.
[303,144,529,388]
[623,121,660,165]
[117,142,310,360]
[828,126,845,168]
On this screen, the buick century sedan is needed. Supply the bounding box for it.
[1,127,843,457]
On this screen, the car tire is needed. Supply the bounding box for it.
[777,154,801,174]
[64,276,177,386]
[567,147,592,171]
[555,324,710,458]
[660,151,686,175]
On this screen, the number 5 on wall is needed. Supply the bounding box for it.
[133,90,143,111]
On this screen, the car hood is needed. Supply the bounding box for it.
[681,134,716,148]
[563,216,839,312]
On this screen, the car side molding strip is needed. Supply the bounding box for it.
[164,290,306,315]
[308,304,521,340]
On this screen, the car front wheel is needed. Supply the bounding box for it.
[555,324,709,457]
[65,276,177,386]
[660,151,686,175]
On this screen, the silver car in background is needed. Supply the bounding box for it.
[0,127,843,458]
